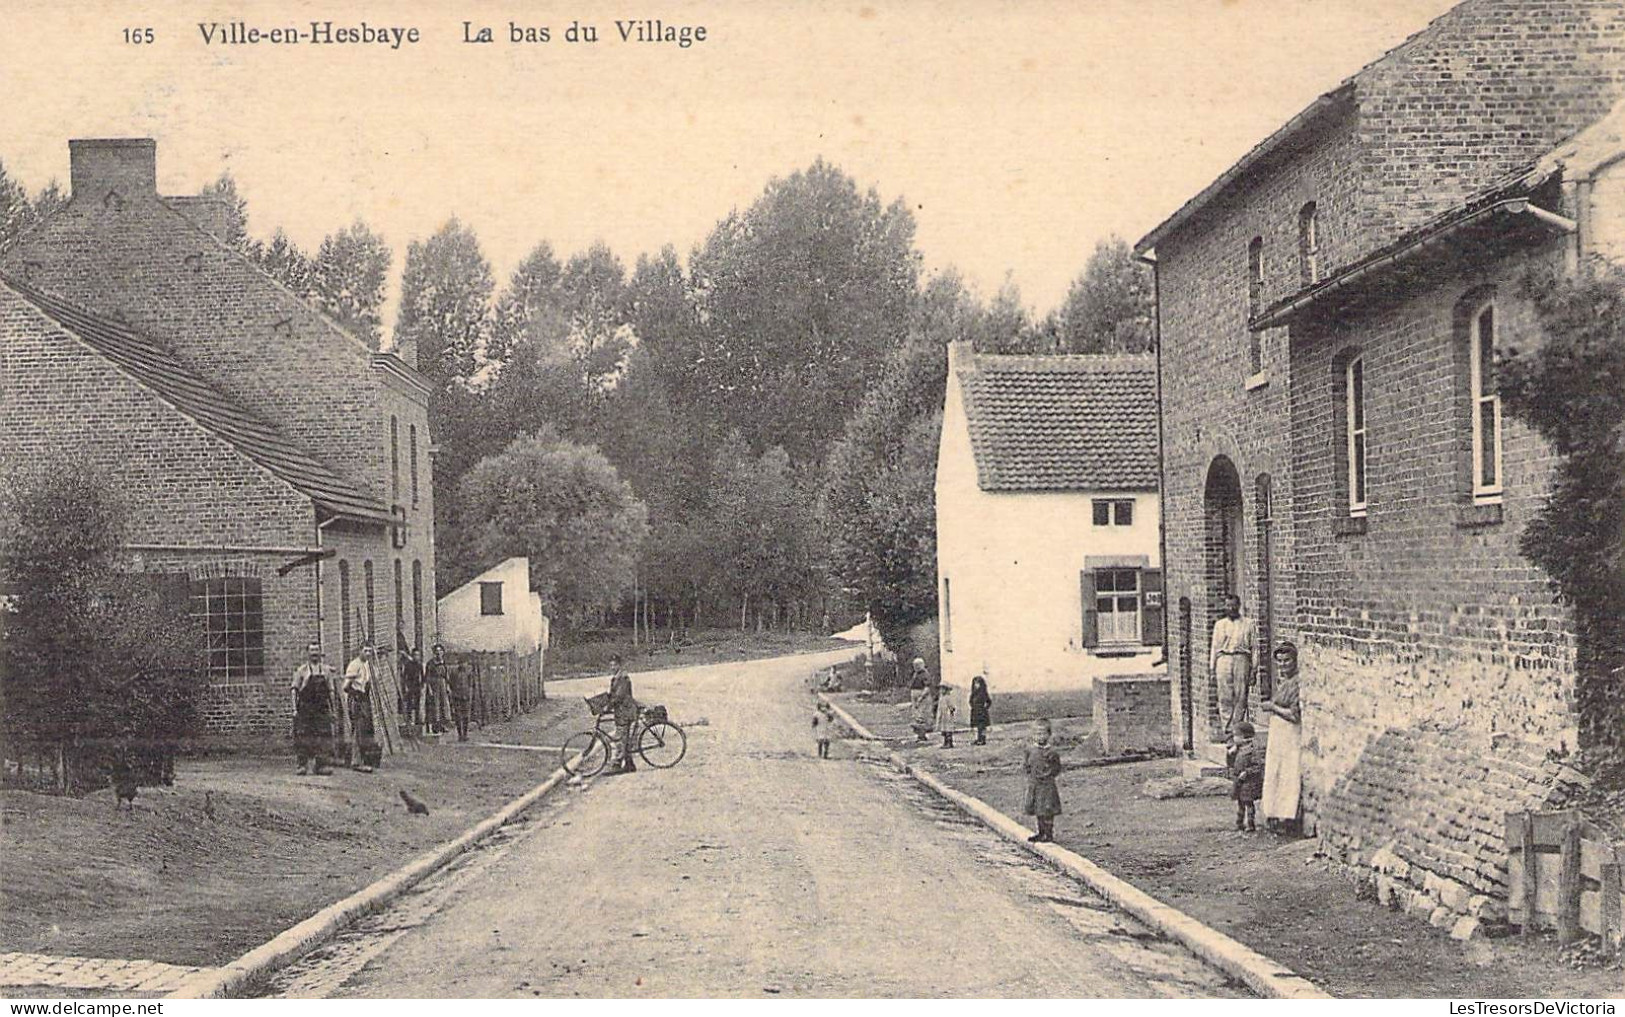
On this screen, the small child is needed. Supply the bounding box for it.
[1231,720,1263,832]
[1023,719,1063,842]
[812,702,834,759]
[935,684,958,748]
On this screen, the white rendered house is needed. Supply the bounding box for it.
[935,343,1164,700]
[437,556,549,657]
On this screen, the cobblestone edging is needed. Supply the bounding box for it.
[164,759,580,999]
[0,953,213,995]
[817,692,1332,1000]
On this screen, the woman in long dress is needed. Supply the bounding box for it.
[1260,640,1302,830]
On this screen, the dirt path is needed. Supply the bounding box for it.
[266,652,1246,998]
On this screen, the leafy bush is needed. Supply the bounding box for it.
[0,467,202,792]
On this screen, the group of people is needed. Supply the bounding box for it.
[289,638,474,776]
[907,658,994,749]
[1211,594,1303,834]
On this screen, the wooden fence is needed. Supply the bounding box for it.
[1506,809,1624,951]
[450,648,546,728]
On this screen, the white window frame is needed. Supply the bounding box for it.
[1345,355,1367,517]
[1095,568,1142,645]
[1469,300,1503,503]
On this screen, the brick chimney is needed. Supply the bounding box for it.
[69,138,157,201]
[164,195,232,239]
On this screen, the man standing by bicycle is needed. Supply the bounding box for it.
[607,655,638,774]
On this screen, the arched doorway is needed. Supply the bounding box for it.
[1203,456,1244,740]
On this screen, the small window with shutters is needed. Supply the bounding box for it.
[1082,566,1164,651]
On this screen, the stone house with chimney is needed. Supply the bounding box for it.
[1135,0,1625,923]
[0,138,437,738]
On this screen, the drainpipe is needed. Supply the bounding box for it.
[1140,248,1184,751]
[314,516,342,659]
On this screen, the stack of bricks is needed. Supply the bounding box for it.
[1092,674,1173,757]
[1317,726,1589,936]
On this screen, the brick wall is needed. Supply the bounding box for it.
[1353,0,1625,249]
[1156,114,1359,743]
[1289,241,1577,848]
[1092,674,1173,756]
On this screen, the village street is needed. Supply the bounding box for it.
[263,650,1244,999]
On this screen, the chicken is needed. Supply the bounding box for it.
[110,761,138,814]
[399,789,429,816]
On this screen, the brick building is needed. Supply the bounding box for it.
[0,138,437,738]
[1136,0,1625,920]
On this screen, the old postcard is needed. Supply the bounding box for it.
[1,0,1622,1004]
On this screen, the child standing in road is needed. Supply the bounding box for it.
[812,702,834,759]
[935,683,958,748]
[1023,719,1063,843]
[1230,720,1263,832]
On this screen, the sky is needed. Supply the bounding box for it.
[0,0,1461,326]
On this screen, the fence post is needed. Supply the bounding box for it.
[1521,811,1538,938]
[1558,821,1583,944]
[1601,850,1622,954]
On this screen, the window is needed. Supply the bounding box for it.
[390,416,400,502]
[412,560,424,656]
[1299,202,1320,285]
[480,581,504,616]
[1092,498,1134,526]
[339,560,352,662]
[191,577,265,680]
[409,424,420,508]
[1346,355,1368,516]
[1247,236,1265,373]
[941,577,952,652]
[1094,568,1141,644]
[394,559,404,642]
[1470,301,1502,502]
[364,560,376,646]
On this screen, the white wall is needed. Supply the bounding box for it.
[437,557,547,655]
[935,358,1163,699]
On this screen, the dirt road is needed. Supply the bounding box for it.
[265,650,1245,998]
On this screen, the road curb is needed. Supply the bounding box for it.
[165,761,579,999]
[817,692,1331,1000]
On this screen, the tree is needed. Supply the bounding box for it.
[0,467,201,792]
[313,220,391,348]
[258,229,316,298]
[1500,268,1625,752]
[822,268,988,649]
[0,158,30,253]
[393,217,494,390]
[686,160,920,463]
[198,172,255,257]
[447,430,650,627]
[1047,236,1156,353]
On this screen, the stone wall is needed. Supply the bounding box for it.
[1093,674,1173,756]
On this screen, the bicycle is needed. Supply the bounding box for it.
[560,695,687,777]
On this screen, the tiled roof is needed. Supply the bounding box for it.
[4,277,392,524]
[957,351,1159,492]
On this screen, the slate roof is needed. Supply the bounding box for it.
[957,352,1159,493]
[4,277,392,524]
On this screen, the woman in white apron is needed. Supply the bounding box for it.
[1261,640,1302,830]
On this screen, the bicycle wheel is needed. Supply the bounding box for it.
[638,721,687,769]
[561,730,610,777]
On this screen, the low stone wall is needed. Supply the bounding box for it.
[1093,673,1173,756]
[1317,725,1589,937]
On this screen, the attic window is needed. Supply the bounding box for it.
[480,581,504,616]
[1092,498,1134,526]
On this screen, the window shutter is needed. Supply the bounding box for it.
[1141,568,1165,646]
[1080,570,1098,648]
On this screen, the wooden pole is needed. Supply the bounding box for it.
[1601,852,1622,954]
[1521,811,1539,938]
[1558,821,1583,944]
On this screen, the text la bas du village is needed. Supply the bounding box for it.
[466,19,707,47]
